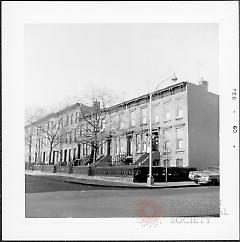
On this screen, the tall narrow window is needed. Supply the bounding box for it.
[74,130,77,142]
[152,106,160,123]
[71,114,74,125]
[163,129,171,151]
[142,133,147,152]
[79,124,82,136]
[141,108,147,125]
[176,98,183,119]
[116,138,120,155]
[119,115,124,129]
[130,111,136,127]
[163,102,171,121]
[75,112,78,123]
[120,137,125,154]
[69,131,72,143]
[176,127,184,150]
[136,134,141,153]
[101,118,106,131]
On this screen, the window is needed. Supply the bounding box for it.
[60,118,64,127]
[119,115,124,129]
[130,111,136,127]
[74,130,77,142]
[176,99,183,119]
[101,118,106,131]
[120,137,125,154]
[75,112,78,123]
[177,140,183,150]
[176,158,183,167]
[152,106,160,123]
[176,127,184,150]
[113,138,118,155]
[65,132,68,143]
[142,133,148,152]
[66,116,69,126]
[141,108,147,125]
[164,141,170,151]
[116,139,120,155]
[71,114,74,125]
[79,124,82,136]
[163,102,171,121]
[69,131,72,143]
[136,134,141,153]
[163,129,171,151]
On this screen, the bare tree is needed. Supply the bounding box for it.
[30,115,67,165]
[75,87,121,165]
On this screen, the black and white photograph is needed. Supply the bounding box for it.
[2,1,239,241]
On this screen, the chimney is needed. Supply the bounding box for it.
[93,100,100,110]
[199,78,208,92]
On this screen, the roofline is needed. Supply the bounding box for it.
[26,81,218,128]
[25,82,188,128]
[25,103,84,127]
[107,81,187,112]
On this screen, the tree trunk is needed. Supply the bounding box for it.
[49,148,52,165]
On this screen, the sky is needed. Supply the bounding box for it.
[24,23,218,112]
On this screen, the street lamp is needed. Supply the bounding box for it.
[147,73,178,186]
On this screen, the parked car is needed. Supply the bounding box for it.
[188,168,219,185]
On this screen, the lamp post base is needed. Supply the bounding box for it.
[147,176,154,186]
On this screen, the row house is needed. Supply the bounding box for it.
[25,80,219,170]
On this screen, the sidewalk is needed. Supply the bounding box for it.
[25,170,200,188]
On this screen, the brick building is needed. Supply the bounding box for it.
[25,81,219,170]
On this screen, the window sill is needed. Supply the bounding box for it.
[176,117,183,120]
[163,119,171,123]
[176,149,184,153]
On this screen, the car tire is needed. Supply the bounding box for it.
[211,179,217,186]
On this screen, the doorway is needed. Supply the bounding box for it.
[127,136,132,156]
[152,132,159,151]
[107,139,111,155]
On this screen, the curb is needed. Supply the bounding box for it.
[62,178,200,189]
[25,171,200,189]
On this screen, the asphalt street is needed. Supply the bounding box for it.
[25,175,220,218]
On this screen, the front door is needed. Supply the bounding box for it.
[52,151,55,165]
[127,136,132,156]
[77,144,81,159]
[152,132,159,151]
[107,139,111,155]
